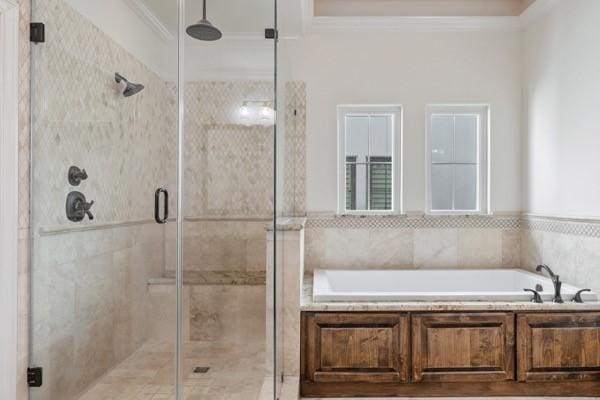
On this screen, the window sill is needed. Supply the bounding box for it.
[335,213,408,218]
[424,212,492,218]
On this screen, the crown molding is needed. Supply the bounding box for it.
[300,0,558,34]
[308,15,522,33]
[123,0,173,41]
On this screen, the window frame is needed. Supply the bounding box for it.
[425,104,490,215]
[337,104,403,215]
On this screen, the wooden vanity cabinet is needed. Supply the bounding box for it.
[412,313,515,382]
[517,312,600,382]
[301,311,600,397]
[302,313,410,383]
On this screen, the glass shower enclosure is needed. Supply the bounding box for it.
[29,0,281,399]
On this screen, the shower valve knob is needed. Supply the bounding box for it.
[66,191,94,222]
[68,166,88,186]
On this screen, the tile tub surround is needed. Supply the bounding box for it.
[522,215,600,294]
[304,214,521,272]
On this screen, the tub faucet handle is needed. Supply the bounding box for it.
[524,288,543,304]
[572,289,591,303]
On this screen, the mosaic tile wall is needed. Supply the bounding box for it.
[283,81,307,216]
[183,81,274,218]
[31,0,177,230]
[177,80,306,273]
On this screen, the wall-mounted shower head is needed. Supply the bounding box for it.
[115,73,144,97]
[187,0,222,41]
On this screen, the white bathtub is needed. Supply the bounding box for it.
[313,268,598,302]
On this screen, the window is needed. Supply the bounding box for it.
[426,105,488,214]
[338,105,402,214]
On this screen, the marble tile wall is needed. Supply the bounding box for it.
[521,216,600,293]
[30,223,165,399]
[304,215,521,272]
[183,81,274,218]
[175,80,306,274]
[164,219,269,272]
[146,281,265,345]
[31,0,176,229]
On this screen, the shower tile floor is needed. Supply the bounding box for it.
[78,339,266,400]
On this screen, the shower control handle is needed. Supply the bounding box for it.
[66,191,94,222]
[68,166,88,186]
[155,188,169,224]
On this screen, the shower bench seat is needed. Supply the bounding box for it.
[300,310,600,397]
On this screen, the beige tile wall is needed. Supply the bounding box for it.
[304,216,522,272]
[521,216,600,293]
[30,223,165,399]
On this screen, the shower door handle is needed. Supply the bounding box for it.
[154,188,169,224]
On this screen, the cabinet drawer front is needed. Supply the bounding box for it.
[303,313,410,383]
[517,313,600,382]
[412,313,515,383]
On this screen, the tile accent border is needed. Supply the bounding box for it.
[306,213,600,238]
[306,215,521,230]
[523,214,600,238]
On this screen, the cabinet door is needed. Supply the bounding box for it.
[303,313,410,383]
[517,313,600,382]
[412,313,515,382]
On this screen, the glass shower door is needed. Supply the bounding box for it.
[29,0,180,398]
[180,0,280,398]
[29,0,280,399]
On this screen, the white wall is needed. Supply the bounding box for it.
[523,0,600,218]
[285,30,522,213]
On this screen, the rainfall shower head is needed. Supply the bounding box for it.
[187,0,222,41]
[115,73,144,97]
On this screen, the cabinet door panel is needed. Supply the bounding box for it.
[412,313,515,382]
[303,313,410,383]
[517,313,600,382]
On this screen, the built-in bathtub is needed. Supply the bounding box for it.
[313,268,597,302]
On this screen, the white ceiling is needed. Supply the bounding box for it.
[140,0,302,36]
